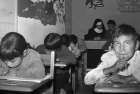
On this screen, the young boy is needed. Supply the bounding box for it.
[103,20,116,50]
[44,33,76,94]
[68,34,87,88]
[0,32,45,79]
[84,24,140,85]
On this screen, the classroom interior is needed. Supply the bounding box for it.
[0,0,140,94]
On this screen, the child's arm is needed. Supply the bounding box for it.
[103,64,118,76]
[103,60,129,76]
[0,61,9,76]
[107,74,139,84]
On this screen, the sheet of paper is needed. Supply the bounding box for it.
[0,74,52,83]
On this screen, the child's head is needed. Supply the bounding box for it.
[68,34,81,57]
[112,24,139,61]
[44,33,62,50]
[61,34,70,47]
[92,18,105,30]
[0,32,28,68]
[107,19,116,31]
[69,34,78,48]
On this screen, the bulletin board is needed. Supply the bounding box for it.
[117,0,140,12]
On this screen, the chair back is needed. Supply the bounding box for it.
[50,51,55,78]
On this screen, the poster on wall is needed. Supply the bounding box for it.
[117,0,140,12]
[18,0,65,25]
[53,0,65,24]
[85,0,104,9]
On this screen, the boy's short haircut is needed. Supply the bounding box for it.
[61,34,70,47]
[69,34,78,45]
[0,32,28,61]
[107,20,116,26]
[44,33,62,50]
[113,24,138,41]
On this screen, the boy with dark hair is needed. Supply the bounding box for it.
[0,32,45,78]
[85,24,140,85]
[44,33,76,94]
[106,19,116,40]
[103,19,117,50]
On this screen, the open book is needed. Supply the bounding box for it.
[0,73,52,83]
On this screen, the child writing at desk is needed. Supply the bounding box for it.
[84,24,140,85]
[0,32,45,79]
[44,33,76,94]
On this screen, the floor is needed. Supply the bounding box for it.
[45,84,94,94]
[76,85,94,94]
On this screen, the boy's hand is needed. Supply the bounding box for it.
[114,60,129,72]
[107,74,139,84]
[103,60,129,76]
[107,74,126,84]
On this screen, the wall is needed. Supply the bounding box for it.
[72,0,140,39]
[18,0,65,47]
[0,0,65,47]
[0,0,16,40]
[18,17,65,47]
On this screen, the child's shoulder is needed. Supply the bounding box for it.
[101,50,115,57]
[24,49,41,60]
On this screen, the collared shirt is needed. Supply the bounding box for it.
[84,50,140,85]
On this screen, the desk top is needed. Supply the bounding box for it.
[95,81,140,93]
[0,74,52,92]
[85,40,107,49]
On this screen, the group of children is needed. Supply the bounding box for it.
[0,22,140,93]
[84,18,116,41]
[41,33,86,94]
[0,31,86,94]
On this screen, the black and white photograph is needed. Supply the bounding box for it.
[0,0,140,94]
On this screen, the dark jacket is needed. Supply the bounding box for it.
[85,28,105,40]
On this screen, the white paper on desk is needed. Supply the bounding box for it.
[55,63,66,67]
[0,74,52,83]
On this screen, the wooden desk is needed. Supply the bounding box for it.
[0,74,52,92]
[85,40,107,49]
[95,81,140,93]
[53,63,76,94]
[85,40,107,70]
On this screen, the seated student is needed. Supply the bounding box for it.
[84,18,106,40]
[61,34,86,58]
[44,33,76,94]
[0,32,45,79]
[68,34,87,88]
[84,24,140,85]
[103,19,117,50]
[61,34,81,57]
[105,19,117,41]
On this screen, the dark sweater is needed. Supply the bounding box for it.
[56,45,77,65]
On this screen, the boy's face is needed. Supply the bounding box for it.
[113,35,137,61]
[96,22,103,29]
[107,24,116,31]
